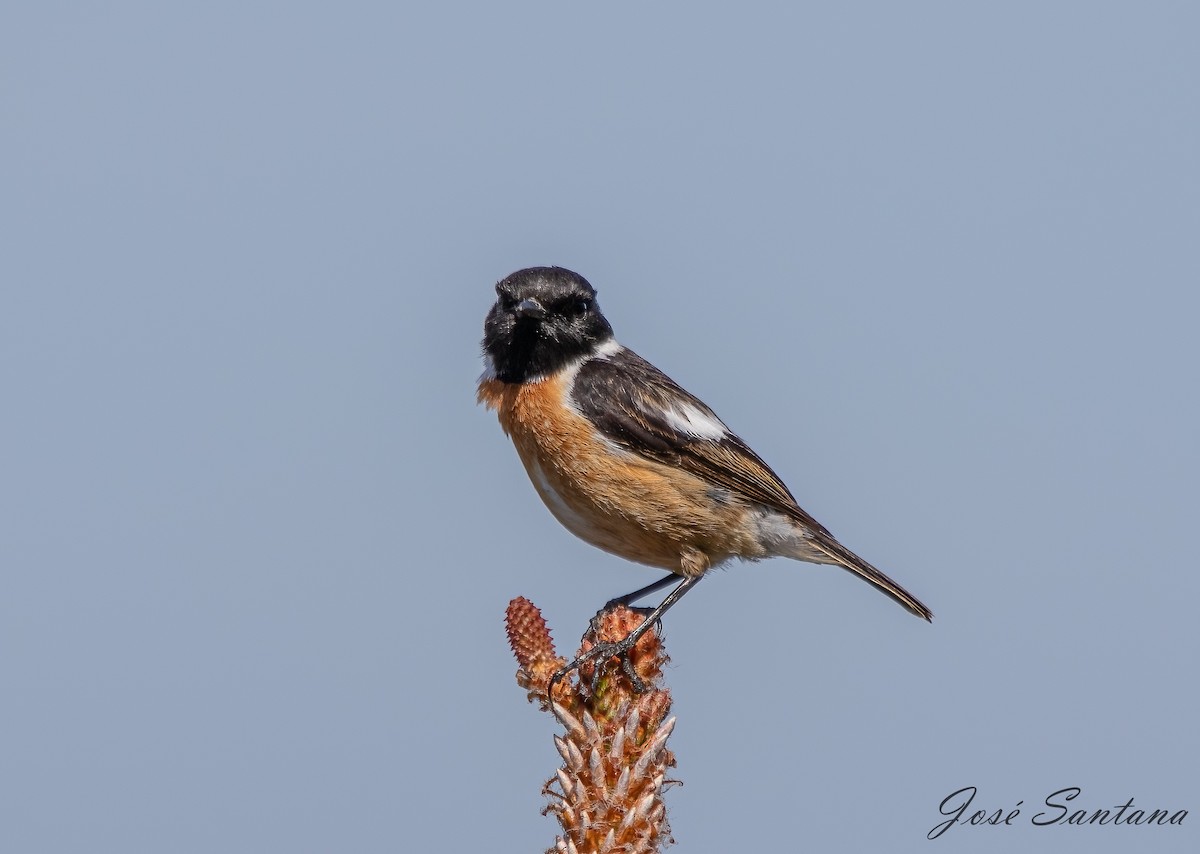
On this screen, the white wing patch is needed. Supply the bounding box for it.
[662,402,728,441]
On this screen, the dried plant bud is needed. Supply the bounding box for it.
[506,596,570,708]
[505,598,678,853]
[576,607,671,722]
[506,596,560,672]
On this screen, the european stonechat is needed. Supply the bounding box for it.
[479,267,931,681]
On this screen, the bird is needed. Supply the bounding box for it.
[478,266,931,684]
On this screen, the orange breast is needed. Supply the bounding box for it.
[478,373,760,574]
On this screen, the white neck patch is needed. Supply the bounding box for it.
[478,354,498,383]
[498,337,622,386]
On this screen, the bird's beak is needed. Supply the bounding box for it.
[515,298,547,320]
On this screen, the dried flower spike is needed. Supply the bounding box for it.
[505,598,678,853]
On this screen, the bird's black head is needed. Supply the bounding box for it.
[482,267,614,383]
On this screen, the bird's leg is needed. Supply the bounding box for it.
[605,574,681,609]
[549,574,704,698]
[587,574,680,636]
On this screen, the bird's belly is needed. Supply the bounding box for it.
[525,454,609,551]
[516,440,755,572]
[480,373,760,572]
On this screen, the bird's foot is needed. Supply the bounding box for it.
[548,606,657,699]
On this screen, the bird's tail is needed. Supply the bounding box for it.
[806,534,933,621]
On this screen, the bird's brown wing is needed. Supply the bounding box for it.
[571,346,833,537]
[572,345,933,621]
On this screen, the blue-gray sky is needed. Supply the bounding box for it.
[3,3,1197,852]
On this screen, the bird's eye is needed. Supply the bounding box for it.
[573,298,591,314]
